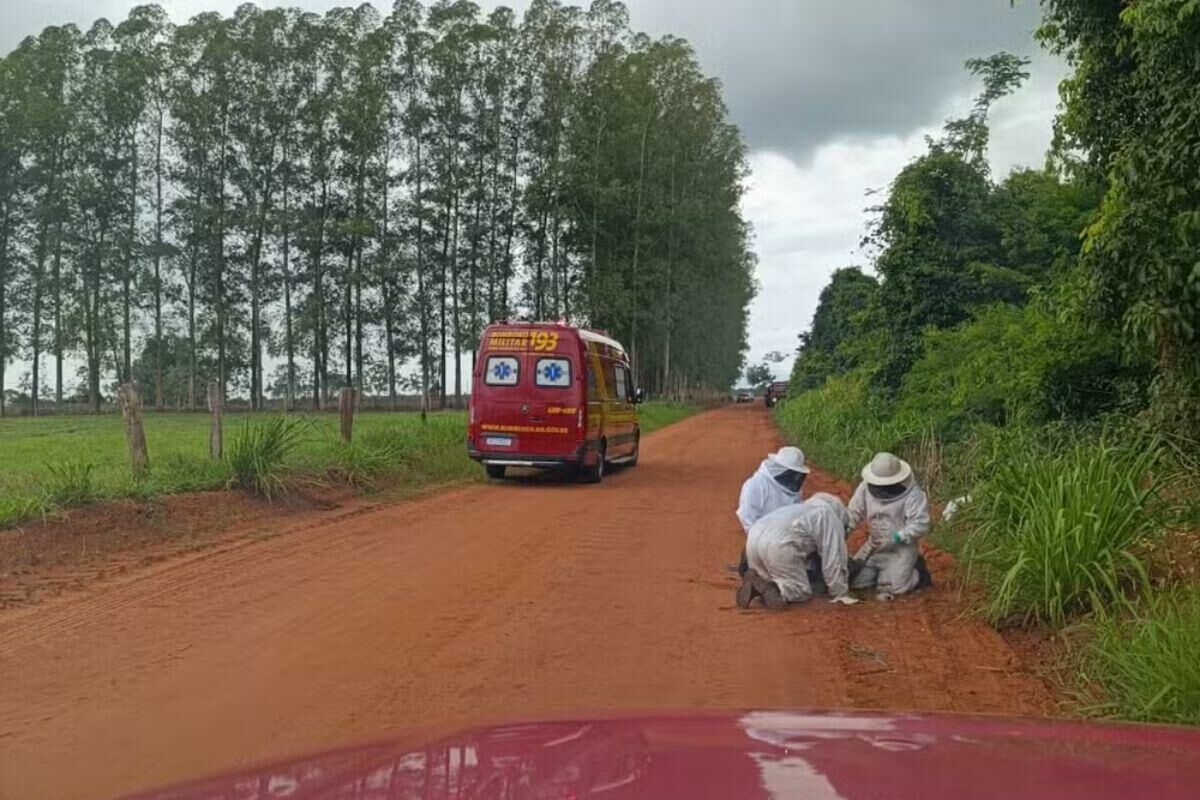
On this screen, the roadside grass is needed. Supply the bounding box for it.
[638,401,698,434]
[0,411,470,528]
[0,401,694,528]
[1080,590,1200,724]
[952,436,1163,628]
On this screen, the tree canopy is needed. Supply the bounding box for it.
[0,0,754,415]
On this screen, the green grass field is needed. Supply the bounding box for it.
[0,401,699,528]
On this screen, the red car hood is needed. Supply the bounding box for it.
[124,711,1200,800]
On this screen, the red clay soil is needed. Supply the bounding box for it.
[0,405,1051,800]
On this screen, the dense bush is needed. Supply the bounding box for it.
[897,304,1143,437]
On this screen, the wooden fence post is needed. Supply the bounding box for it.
[339,387,355,444]
[117,383,149,479]
[208,381,223,460]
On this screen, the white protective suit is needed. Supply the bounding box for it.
[736,459,804,534]
[745,495,851,603]
[846,479,931,595]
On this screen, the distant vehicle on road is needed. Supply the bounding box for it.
[736,391,754,403]
[468,322,641,483]
[125,711,1200,800]
[764,381,789,408]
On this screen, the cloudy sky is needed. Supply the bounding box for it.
[2,0,1064,387]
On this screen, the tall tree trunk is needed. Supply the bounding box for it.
[89,220,108,413]
[187,235,198,410]
[31,228,46,417]
[452,192,461,409]
[215,115,229,403]
[501,123,521,315]
[123,137,137,385]
[628,112,653,377]
[438,191,451,410]
[353,164,367,395]
[154,109,165,409]
[487,112,502,322]
[350,245,360,393]
[313,178,330,409]
[282,177,294,412]
[416,133,429,422]
[381,140,396,411]
[0,202,10,418]
[53,221,64,407]
[249,183,273,411]
[344,250,353,390]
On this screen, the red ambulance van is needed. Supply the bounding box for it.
[467,322,642,482]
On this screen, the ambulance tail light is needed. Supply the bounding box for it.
[576,408,584,439]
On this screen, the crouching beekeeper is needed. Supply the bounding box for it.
[847,452,933,600]
[733,446,809,574]
[736,493,859,609]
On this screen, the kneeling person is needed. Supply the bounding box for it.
[737,493,853,609]
[847,452,933,599]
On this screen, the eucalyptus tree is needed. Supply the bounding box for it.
[520,0,583,322]
[169,12,238,402]
[331,4,391,394]
[6,26,82,414]
[74,20,137,410]
[0,54,24,415]
[228,4,293,409]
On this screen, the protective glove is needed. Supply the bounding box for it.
[829,595,860,606]
[891,531,904,545]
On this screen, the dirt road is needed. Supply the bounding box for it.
[0,406,1049,800]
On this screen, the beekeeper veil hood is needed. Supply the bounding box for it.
[764,446,809,493]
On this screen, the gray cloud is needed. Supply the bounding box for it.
[629,0,1058,161]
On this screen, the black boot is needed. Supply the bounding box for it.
[735,570,760,608]
[915,554,934,589]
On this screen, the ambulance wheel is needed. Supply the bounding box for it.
[485,464,507,480]
[628,433,640,467]
[581,442,606,484]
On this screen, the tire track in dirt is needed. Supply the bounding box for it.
[0,405,1050,800]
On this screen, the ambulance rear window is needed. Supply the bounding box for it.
[485,356,520,386]
[536,358,572,388]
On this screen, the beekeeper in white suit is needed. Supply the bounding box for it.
[847,452,933,599]
[736,493,858,609]
[733,446,810,575]
[735,446,809,532]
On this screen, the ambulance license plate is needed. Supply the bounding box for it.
[484,436,514,447]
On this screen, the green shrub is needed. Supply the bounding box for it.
[227,417,307,499]
[44,461,98,508]
[1082,590,1200,724]
[897,304,1144,437]
[958,436,1162,628]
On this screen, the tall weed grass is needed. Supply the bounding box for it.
[1081,590,1200,724]
[958,436,1162,628]
[227,417,308,498]
[44,461,98,507]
